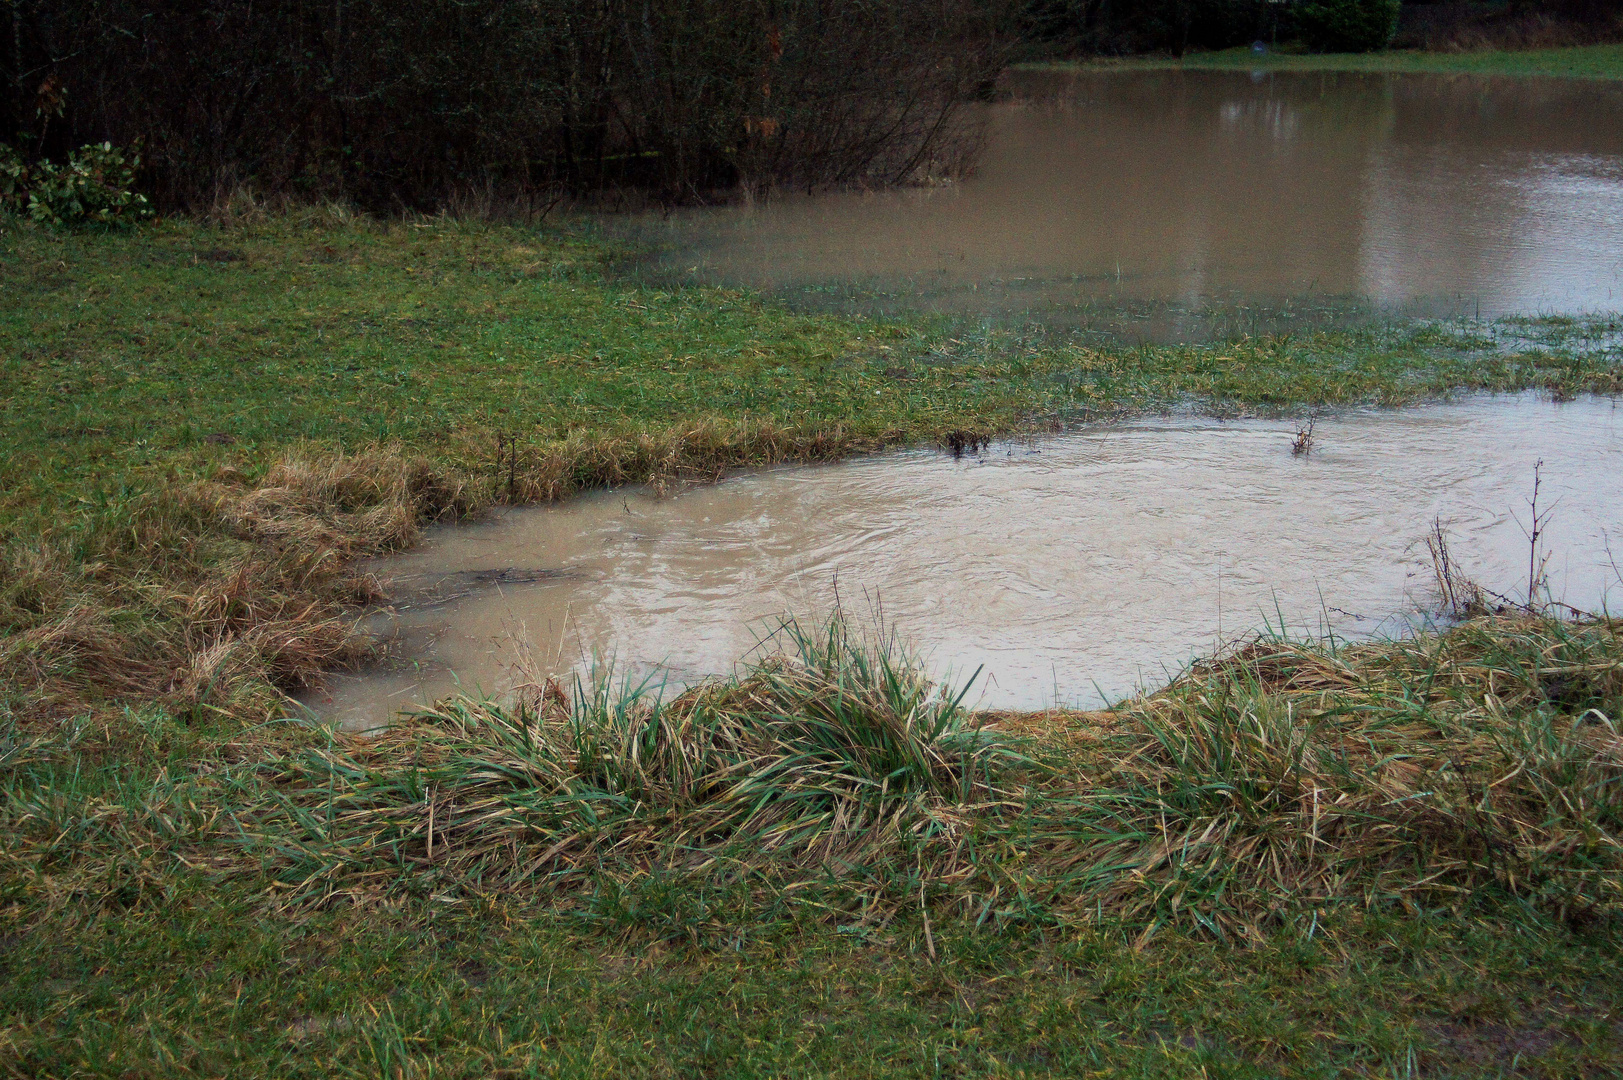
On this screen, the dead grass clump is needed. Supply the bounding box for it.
[1043,620,1623,937]
[226,451,480,554]
[0,450,485,733]
[475,419,899,503]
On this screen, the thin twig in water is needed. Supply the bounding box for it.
[1291,416,1316,456]
[1425,518,1489,619]
[1605,533,1623,592]
[1513,460,1555,608]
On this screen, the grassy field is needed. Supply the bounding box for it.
[2,212,1622,1077]
[1030,42,1623,79]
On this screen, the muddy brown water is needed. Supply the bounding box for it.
[614,69,1623,339]
[306,395,1623,730]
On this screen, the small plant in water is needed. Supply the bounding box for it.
[1517,459,1554,608]
[1291,416,1316,456]
[941,430,988,459]
[1426,518,1491,619]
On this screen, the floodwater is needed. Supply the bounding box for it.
[616,69,1623,339]
[308,395,1623,731]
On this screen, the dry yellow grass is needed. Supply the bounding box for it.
[1,419,967,736]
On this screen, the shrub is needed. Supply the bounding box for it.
[1294,0,1402,53]
[0,142,151,227]
[9,0,1009,211]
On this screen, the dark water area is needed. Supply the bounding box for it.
[309,396,1623,730]
[610,69,1623,341]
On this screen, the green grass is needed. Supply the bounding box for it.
[4,212,1619,724]
[4,614,1621,1077]
[1029,42,1623,79]
[3,893,1619,1078]
[3,212,1623,1077]
[5,212,1619,531]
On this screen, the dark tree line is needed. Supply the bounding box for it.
[7,1,1616,213]
[1019,0,1620,56]
[2,1,1010,210]
[1020,0,1284,56]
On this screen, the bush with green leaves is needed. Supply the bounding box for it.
[0,142,151,227]
[1294,0,1402,53]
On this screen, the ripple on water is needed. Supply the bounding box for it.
[303,394,1623,729]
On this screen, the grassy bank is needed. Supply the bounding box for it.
[1033,42,1623,79]
[4,614,1621,1076]
[3,213,1622,1076]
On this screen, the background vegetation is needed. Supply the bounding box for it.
[6,3,1620,218]
[1060,37,1623,74]
[1,0,1007,211]
[1018,0,1622,58]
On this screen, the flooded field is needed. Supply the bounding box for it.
[308,395,1623,730]
[615,69,1623,340]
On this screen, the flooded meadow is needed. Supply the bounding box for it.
[310,395,1623,728]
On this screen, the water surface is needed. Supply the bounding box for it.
[614,69,1623,339]
[308,395,1623,730]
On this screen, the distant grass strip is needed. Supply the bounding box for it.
[1030,42,1623,79]
[6,211,1621,530]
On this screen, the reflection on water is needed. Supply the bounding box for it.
[307,395,1623,730]
[611,69,1623,340]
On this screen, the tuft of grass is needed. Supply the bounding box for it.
[1045,620,1623,938]
[250,614,1019,904]
[81,613,1601,940]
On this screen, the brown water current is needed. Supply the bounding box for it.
[616,69,1623,339]
[307,395,1623,730]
